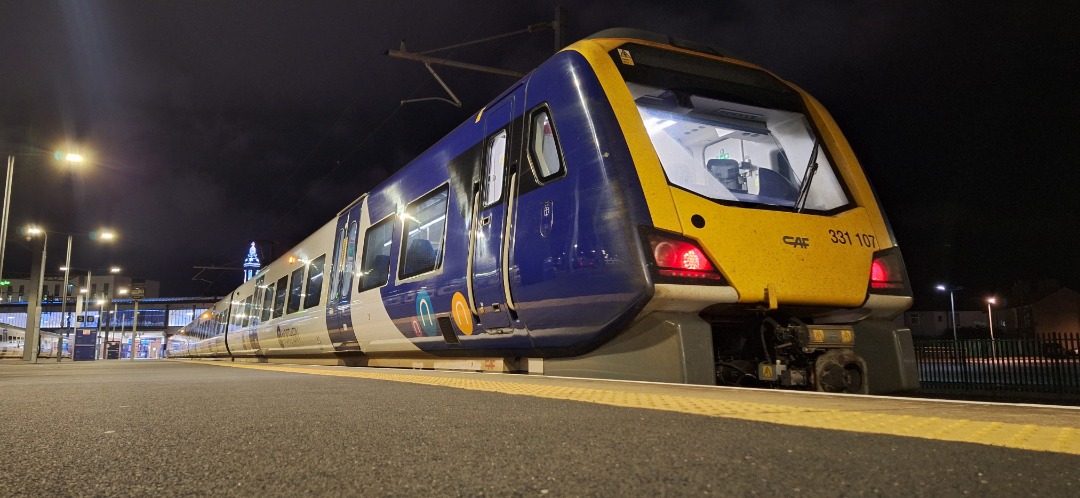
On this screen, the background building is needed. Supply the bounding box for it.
[900,287,1080,340]
[1,273,158,304]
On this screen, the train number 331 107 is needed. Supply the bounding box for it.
[828,230,877,248]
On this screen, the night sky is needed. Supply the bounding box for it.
[1,1,1076,311]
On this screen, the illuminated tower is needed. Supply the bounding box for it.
[243,242,261,282]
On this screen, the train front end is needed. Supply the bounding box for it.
[571,31,916,393]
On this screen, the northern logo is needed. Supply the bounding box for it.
[783,236,810,249]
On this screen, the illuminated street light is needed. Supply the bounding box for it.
[1,150,87,291]
[936,284,963,344]
[987,297,998,358]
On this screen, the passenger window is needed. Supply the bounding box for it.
[252,276,265,323]
[484,130,507,207]
[530,110,564,180]
[230,299,243,328]
[260,283,275,322]
[359,218,394,292]
[400,186,449,279]
[241,295,253,327]
[273,275,288,319]
[304,255,325,308]
[287,266,305,314]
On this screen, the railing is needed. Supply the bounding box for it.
[914,333,1080,396]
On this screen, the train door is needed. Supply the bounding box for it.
[470,98,518,331]
[325,198,363,351]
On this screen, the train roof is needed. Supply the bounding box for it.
[585,28,722,57]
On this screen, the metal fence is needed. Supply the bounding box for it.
[914,333,1080,396]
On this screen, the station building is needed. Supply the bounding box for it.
[1,242,261,359]
[0,271,216,359]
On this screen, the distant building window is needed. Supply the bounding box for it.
[938,315,943,322]
[909,314,920,326]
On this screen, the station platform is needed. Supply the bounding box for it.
[2,359,1078,495]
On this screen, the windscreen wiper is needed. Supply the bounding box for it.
[794,139,819,213]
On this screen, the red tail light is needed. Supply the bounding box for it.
[869,248,908,294]
[646,232,724,282]
[870,259,891,285]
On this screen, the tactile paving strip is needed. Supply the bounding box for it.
[194,361,1080,456]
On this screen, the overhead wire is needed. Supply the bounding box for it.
[260,45,471,235]
[256,1,527,241]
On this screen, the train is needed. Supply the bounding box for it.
[0,328,68,359]
[171,29,918,394]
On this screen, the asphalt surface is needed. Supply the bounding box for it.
[2,359,1078,497]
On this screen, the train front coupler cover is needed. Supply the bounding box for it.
[752,317,867,393]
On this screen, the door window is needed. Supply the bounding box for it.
[484,130,508,207]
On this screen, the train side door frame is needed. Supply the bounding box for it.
[469,94,522,331]
[325,195,366,351]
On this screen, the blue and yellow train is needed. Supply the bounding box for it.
[172,29,917,393]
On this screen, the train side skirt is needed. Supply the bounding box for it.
[541,312,714,385]
[853,319,920,393]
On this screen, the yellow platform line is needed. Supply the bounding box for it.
[190,361,1080,456]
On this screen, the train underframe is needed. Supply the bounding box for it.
[711,315,869,393]
[709,311,919,394]
[542,310,919,394]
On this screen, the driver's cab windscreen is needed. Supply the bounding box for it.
[628,83,849,213]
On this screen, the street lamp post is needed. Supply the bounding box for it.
[935,283,968,373]
[1,152,84,288]
[22,227,48,363]
[987,297,997,358]
[55,235,73,362]
[1,156,13,286]
[96,298,107,351]
[129,287,143,361]
[936,284,963,343]
[109,288,128,359]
